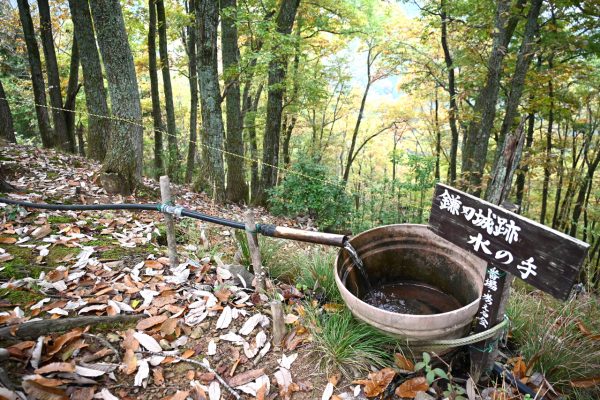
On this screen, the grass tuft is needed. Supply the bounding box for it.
[507,290,600,399]
[295,247,341,303]
[304,306,396,379]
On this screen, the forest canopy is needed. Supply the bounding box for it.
[0,0,599,283]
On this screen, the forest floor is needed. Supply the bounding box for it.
[0,144,598,400]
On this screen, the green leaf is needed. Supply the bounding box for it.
[414,361,426,371]
[422,352,431,364]
[433,368,448,380]
[426,370,435,384]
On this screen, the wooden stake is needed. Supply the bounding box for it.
[159,175,178,269]
[270,300,286,349]
[244,209,265,291]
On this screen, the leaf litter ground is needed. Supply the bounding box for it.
[0,144,338,399]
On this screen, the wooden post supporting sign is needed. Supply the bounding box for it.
[429,183,590,380]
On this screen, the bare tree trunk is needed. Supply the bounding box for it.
[541,63,554,225]
[156,0,180,179]
[515,111,535,208]
[196,0,225,201]
[38,0,72,152]
[185,0,198,184]
[460,0,522,195]
[16,0,53,148]
[221,0,248,203]
[440,0,459,184]
[0,80,16,143]
[90,0,143,195]
[148,0,164,179]
[434,87,441,181]
[343,44,375,184]
[552,122,566,229]
[255,0,301,205]
[68,0,110,161]
[248,84,263,203]
[64,37,80,151]
[76,122,85,156]
[496,0,542,149]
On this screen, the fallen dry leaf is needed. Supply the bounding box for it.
[136,314,168,331]
[47,328,83,356]
[394,353,415,371]
[570,376,600,388]
[35,362,75,374]
[353,367,395,398]
[395,376,429,398]
[512,356,527,380]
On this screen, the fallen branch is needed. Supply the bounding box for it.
[139,350,242,399]
[0,314,142,340]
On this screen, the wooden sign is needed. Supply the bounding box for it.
[428,183,589,300]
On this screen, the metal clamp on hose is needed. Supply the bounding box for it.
[159,203,184,218]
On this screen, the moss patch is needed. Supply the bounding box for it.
[99,243,156,259]
[47,215,76,224]
[85,237,116,247]
[0,288,44,305]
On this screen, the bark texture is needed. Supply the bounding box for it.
[90,0,143,195]
[440,0,459,184]
[460,0,516,194]
[221,0,248,203]
[156,0,179,178]
[185,0,198,184]
[196,0,226,201]
[148,0,164,178]
[69,0,111,161]
[255,0,301,205]
[0,80,16,143]
[17,0,53,148]
[64,37,80,151]
[38,0,71,152]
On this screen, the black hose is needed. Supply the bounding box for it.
[0,197,246,230]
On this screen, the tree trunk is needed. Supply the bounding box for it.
[64,37,80,151]
[76,122,85,156]
[434,86,441,181]
[255,0,301,205]
[221,0,248,203]
[69,0,110,161]
[282,116,296,168]
[148,0,164,179]
[90,0,143,195]
[541,65,554,225]
[515,111,535,207]
[196,0,226,201]
[248,84,263,203]
[156,0,179,179]
[38,0,72,152]
[343,52,372,184]
[440,0,459,184]
[460,0,516,195]
[496,0,542,157]
[0,80,16,143]
[16,0,53,148]
[185,0,198,184]
[552,122,566,229]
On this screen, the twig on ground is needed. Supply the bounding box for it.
[82,333,121,362]
[138,350,242,399]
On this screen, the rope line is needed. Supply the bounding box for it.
[0,95,430,213]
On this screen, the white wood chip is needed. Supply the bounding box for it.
[30,336,44,369]
[321,382,334,400]
[48,307,68,316]
[238,313,269,335]
[216,306,233,329]
[219,332,245,345]
[207,340,217,355]
[133,332,162,352]
[75,365,107,377]
[278,353,298,369]
[208,381,221,400]
[134,359,149,386]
